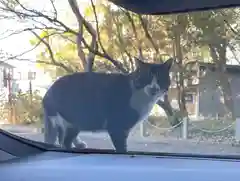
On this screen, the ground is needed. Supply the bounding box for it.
[1,121,240,156]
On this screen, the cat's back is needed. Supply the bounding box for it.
[50,72,127,89]
[44,72,131,100]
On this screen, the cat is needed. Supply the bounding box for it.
[42,57,173,152]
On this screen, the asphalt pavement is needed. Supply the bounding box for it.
[12,131,240,155]
[2,124,240,155]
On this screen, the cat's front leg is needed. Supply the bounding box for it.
[108,127,129,153]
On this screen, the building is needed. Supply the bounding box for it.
[167,62,240,119]
[0,61,15,102]
[12,63,53,97]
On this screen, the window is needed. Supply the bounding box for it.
[28,71,36,80]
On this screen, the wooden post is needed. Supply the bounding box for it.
[235,118,240,141]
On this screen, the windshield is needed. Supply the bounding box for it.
[0,0,240,156]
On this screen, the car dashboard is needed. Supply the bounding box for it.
[0,129,240,181]
[1,150,240,181]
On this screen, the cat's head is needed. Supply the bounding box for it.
[131,57,173,98]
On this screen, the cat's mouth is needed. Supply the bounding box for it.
[148,86,160,95]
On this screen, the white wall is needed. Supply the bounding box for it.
[12,63,53,96]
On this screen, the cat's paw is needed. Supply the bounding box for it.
[72,141,87,149]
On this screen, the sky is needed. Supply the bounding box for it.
[0,0,90,69]
[0,0,239,71]
[0,0,90,93]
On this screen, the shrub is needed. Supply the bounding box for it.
[4,90,44,125]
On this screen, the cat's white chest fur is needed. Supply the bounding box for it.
[130,88,163,121]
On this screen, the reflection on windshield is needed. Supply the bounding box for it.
[0,0,240,155]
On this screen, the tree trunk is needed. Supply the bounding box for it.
[219,71,235,120]
[174,16,188,121]
[157,95,180,127]
[209,42,235,120]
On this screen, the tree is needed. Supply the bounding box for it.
[189,8,240,120]
[1,0,240,128]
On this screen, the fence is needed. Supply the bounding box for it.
[138,116,240,144]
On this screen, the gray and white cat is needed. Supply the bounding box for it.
[42,58,173,152]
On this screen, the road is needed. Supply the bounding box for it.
[16,132,164,152]
[12,131,240,155]
[2,124,240,155]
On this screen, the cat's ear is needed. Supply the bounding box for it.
[163,57,174,70]
[135,57,146,68]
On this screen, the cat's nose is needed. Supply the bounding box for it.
[163,89,168,94]
[149,86,160,95]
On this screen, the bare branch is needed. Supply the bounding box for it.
[90,0,127,72]
[220,10,240,40]
[208,44,219,62]
[1,0,127,73]
[68,0,87,70]
[0,0,77,33]
[227,44,240,64]
[0,26,65,41]
[90,0,105,54]
[68,0,98,72]
[113,14,132,60]
[68,0,127,73]
[70,24,127,73]
[30,30,74,73]
[2,30,62,63]
[2,28,76,73]
[138,15,160,57]
[123,10,143,58]
[14,57,75,72]
[59,34,76,44]
[49,0,57,19]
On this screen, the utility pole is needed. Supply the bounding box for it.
[28,71,35,107]
[29,79,32,106]
[5,72,13,124]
